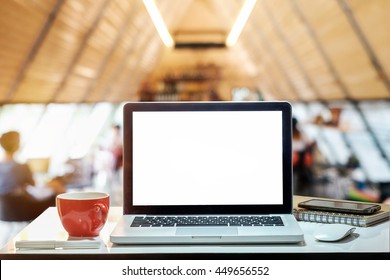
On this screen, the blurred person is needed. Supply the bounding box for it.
[92,145,114,191]
[110,124,123,173]
[89,125,123,203]
[292,118,315,195]
[0,131,65,222]
[209,87,222,101]
[106,124,123,205]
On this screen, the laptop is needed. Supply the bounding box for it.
[110,101,304,244]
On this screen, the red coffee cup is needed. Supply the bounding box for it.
[56,192,110,237]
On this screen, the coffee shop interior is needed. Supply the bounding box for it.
[0,0,390,247]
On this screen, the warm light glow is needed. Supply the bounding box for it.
[226,0,257,47]
[143,0,174,48]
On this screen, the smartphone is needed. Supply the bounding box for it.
[298,199,381,214]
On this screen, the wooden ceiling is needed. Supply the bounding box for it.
[0,0,389,104]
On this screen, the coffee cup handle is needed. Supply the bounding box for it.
[92,203,109,230]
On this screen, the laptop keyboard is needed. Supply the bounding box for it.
[130,216,284,227]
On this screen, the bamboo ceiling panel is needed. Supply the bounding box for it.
[348,0,390,92]
[104,32,161,102]
[84,3,145,103]
[240,14,289,100]
[266,0,345,100]
[10,0,107,103]
[242,24,299,102]
[85,0,183,102]
[98,23,158,101]
[249,4,308,100]
[258,47,299,101]
[259,1,318,101]
[54,0,133,103]
[0,0,389,103]
[297,0,388,100]
[0,0,53,102]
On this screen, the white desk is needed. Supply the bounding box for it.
[0,205,389,259]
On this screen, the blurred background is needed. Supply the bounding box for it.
[0,0,389,245]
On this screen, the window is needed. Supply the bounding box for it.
[0,103,116,176]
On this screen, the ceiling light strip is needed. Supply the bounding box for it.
[143,0,174,48]
[226,0,257,47]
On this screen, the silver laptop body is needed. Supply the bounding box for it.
[110,101,304,244]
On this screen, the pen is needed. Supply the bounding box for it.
[15,240,101,249]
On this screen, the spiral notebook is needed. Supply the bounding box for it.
[293,196,390,227]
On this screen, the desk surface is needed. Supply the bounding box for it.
[1,197,389,258]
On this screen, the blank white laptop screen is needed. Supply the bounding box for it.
[132,111,283,206]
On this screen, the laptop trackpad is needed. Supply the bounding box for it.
[176,227,238,236]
